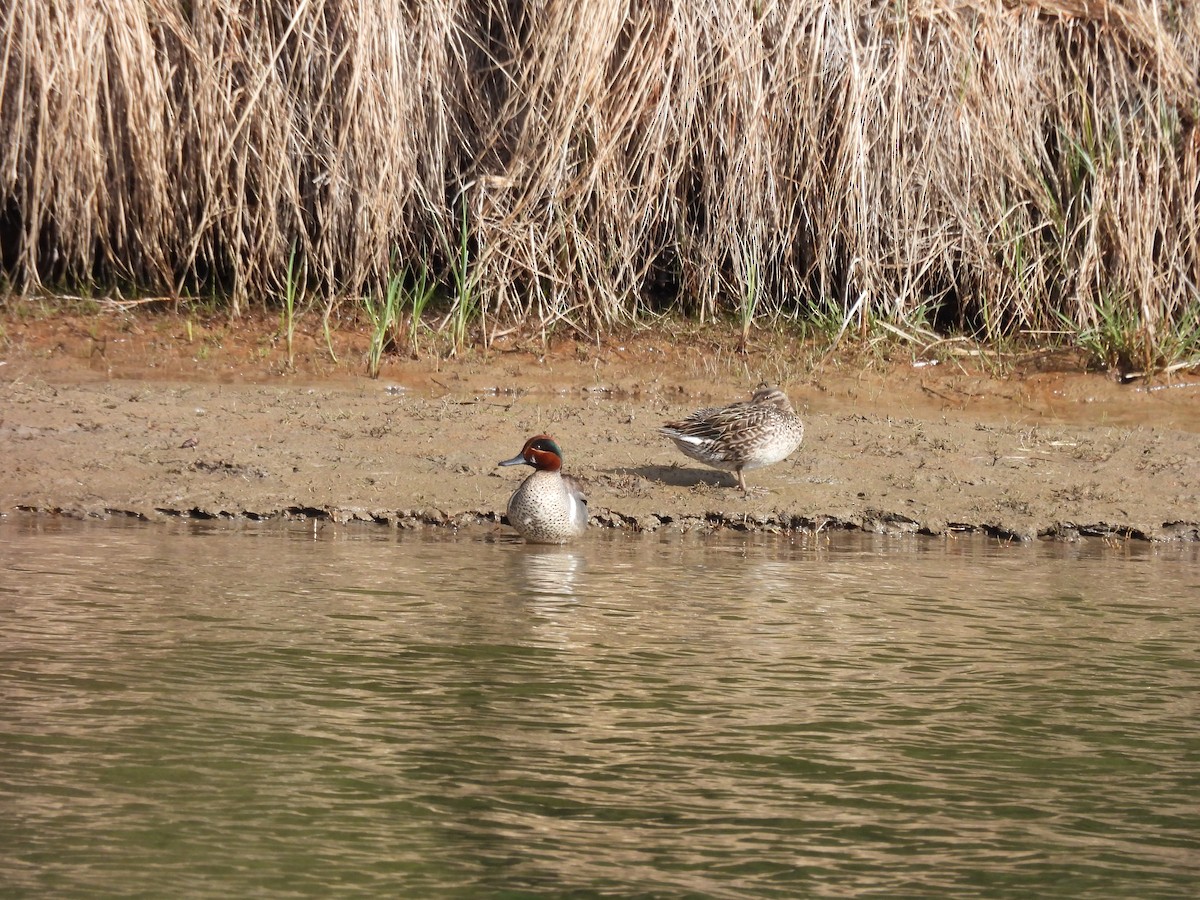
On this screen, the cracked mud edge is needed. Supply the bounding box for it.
[8,504,1199,543]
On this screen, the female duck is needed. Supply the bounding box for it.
[659,385,804,493]
[498,434,589,543]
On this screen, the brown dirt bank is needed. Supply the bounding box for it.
[2,308,1199,542]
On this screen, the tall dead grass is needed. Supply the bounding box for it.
[1,1,1197,367]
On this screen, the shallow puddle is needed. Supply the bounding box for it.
[2,515,1197,897]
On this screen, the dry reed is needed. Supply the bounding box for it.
[1,1,1197,368]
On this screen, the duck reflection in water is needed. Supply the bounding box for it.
[510,545,584,601]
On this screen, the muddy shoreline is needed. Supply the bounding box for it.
[2,310,1198,542]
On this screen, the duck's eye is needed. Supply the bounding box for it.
[530,438,562,457]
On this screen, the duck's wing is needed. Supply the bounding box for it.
[562,474,589,505]
[661,401,748,439]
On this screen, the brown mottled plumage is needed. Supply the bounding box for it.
[659,385,804,492]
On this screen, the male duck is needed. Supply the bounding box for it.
[498,434,589,543]
[659,384,804,493]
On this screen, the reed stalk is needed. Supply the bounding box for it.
[281,244,302,370]
[0,1,1196,371]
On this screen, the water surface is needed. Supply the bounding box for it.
[2,516,1197,898]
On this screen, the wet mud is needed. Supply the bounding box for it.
[2,309,1198,542]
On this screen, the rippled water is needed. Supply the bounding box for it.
[2,515,1198,898]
